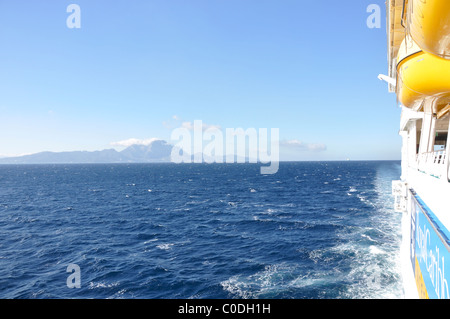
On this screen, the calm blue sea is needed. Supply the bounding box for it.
[0,161,404,299]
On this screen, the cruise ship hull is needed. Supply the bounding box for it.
[386,0,450,299]
[394,165,450,299]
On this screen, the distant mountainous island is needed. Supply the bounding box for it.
[0,140,174,164]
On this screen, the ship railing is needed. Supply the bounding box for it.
[416,150,447,179]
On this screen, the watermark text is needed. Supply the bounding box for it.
[170,120,279,174]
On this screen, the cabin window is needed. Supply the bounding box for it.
[434,132,447,151]
[434,114,449,151]
[416,119,422,154]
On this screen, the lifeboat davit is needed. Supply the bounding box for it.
[405,0,450,59]
[396,37,450,111]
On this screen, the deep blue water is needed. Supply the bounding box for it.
[0,161,403,299]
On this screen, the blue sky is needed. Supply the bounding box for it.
[0,0,400,160]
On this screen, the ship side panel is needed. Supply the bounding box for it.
[412,191,450,299]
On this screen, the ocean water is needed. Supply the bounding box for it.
[0,161,404,299]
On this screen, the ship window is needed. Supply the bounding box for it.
[434,115,449,151]
[416,119,422,154]
[434,132,447,151]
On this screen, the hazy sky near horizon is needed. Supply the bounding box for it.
[0,0,400,161]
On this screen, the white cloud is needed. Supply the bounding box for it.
[110,137,163,147]
[280,139,327,152]
[306,143,328,152]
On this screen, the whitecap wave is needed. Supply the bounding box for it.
[221,264,299,298]
[156,243,174,250]
[88,281,120,289]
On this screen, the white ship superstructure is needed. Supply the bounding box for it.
[385,0,450,299]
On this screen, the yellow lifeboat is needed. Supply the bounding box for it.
[405,0,450,59]
[396,37,450,112]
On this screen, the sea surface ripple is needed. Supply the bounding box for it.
[0,161,403,299]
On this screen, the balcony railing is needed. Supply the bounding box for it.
[416,150,447,179]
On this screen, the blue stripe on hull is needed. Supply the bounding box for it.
[410,189,450,299]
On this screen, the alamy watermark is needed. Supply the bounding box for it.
[65,4,382,30]
[366,4,381,29]
[66,263,81,288]
[170,120,279,175]
[66,4,81,29]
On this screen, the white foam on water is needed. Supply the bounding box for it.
[156,243,174,250]
[311,163,405,299]
[220,276,254,299]
[220,263,297,299]
[221,262,344,299]
[345,163,404,299]
[369,245,386,255]
[88,281,120,289]
[325,237,400,299]
[108,289,128,299]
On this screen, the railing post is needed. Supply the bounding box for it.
[446,115,450,182]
